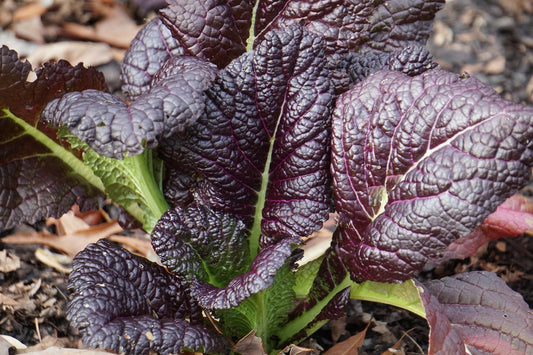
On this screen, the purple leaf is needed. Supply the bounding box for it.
[190,237,297,309]
[342,46,437,85]
[121,18,185,100]
[68,240,228,354]
[331,68,533,282]
[365,0,445,52]
[160,0,253,68]
[151,203,248,286]
[417,271,533,354]
[254,0,444,56]
[42,56,217,159]
[0,46,107,230]
[160,26,333,246]
[430,194,533,263]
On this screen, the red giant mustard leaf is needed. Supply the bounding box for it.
[253,0,444,56]
[331,68,533,283]
[0,46,107,230]
[121,18,185,100]
[67,240,228,354]
[121,0,253,99]
[151,203,249,286]
[159,26,333,248]
[42,56,217,159]
[430,193,533,263]
[189,237,298,309]
[417,271,533,354]
[160,0,252,67]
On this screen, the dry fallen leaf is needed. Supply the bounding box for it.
[323,321,371,355]
[278,344,320,355]
[2,211,123,257]
[26,41,114,68]
[12,2,48,21]
[0,249,21,273]
[61,6,141,49]
[233,330,266,355]
[35,248,71,274]
[297,213,338,267]
[0,293,20,307]
[0,335,27,352]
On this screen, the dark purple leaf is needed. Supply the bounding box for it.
[190,237,297,309]
[429,194,533,263]
[151,203,248,286]
[159,26,333,247]
[342,46,437,84]
[0,46,107,231]
[365,0,445,52]
[417,271,533,354]
[160,0,253,68]
[254,0,444,56]
[68,240,227,354]
[42,56,217,159]
[121,18,186,100]
[331,68,533,282]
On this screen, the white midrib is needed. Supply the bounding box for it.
[248,102,287,260]
[373,114,498,219]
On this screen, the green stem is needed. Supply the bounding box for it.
[246,1,260,51]
[124,151,169,232]
[3,109,105,192]
[274,274,353,345]
[248,136,274,260]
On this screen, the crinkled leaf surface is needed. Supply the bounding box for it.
[68,240,227,354]
[253,0,444,55]
[331,68,533,282]
[160,0,252,67]
[151,203,248,286]
[417,271,533,354]
[342,45,437,85]
[159,26,333,250]
[430,194,533,263]
[121,0,253,99]
[190,237,297,309]
[121,18,185,100]
[42,56,217,159]
[0,46,107,231]
[365,0,445,52]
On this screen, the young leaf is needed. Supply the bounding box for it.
[342,45,437,85]
[0,46,107,230]
[151,203,249,286]
[68,240,228,354]
[190,237,297,309]
[331,68,533,282]
[217,263,296,350]
[42,56,217,159]
[417,271,533,354]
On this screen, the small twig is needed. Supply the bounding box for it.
[34,317,42,343]
[204,311,235,346]
[402,329,424,354]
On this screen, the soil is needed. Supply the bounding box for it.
[1,0,533,354]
